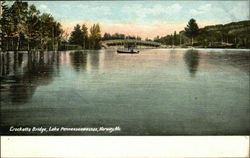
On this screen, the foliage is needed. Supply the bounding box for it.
[68,23,102,49]
[89,24,102,49]
[184,18,199,45]
[154,19,250,48]
[69,24,85,47]
[81,24,88,49]
[1,1,11,38]
[102,32,141,41]
[1,1,63,51]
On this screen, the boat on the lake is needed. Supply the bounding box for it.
[117,49,139,54]
[117,40,140,54]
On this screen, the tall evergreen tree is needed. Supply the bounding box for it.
[9,1,29,50]
[184,18,199,45]
[69,24,84,47]
[40,13,58,50]
[26,4,40,50]
[1,1,62,51]
[0,1,11,51]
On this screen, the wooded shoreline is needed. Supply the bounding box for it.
[1,1,249,52]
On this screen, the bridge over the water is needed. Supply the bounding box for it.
[101,40,163,48]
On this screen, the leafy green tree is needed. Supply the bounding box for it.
[196,29,209,47]
[39,13,62,50]
[69,24,84,48]
[173,31,177,45]
[9,1,28,50]
[40,13,54,50]
[184,18,199,45]
[26,4,41,50]
[136,36,141,40]
[89,24,102,49]
[81,24,88,49]
[0,1,11,51]
[102,33,111,40]
[1,1,63,51]
[52,22,63,50]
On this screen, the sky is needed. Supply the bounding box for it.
[29,1,250,39]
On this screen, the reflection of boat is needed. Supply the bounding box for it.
[117,49,139,54]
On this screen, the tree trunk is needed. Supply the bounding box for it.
[40,39,43,50]
[6,38,9,51]
[27,38,30,51]
[83,38,86,49]
[16,35,20,51]
[11,38,14,50]
[191,37,193,46]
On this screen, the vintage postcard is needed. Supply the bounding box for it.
[0,0,249,137]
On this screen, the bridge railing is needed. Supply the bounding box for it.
[101,40,162,48]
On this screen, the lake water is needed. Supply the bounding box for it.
[0,49,249,135]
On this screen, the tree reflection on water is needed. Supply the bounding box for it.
[184,49,200,77]
[70,51,87,72]
[0,51,60,104]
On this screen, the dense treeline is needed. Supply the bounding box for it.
[154,19,250,48]
[0,1,103,51]
[66,23,102,50]
[0,1,63,51]
[102,32,141,41]
[1,2,249,51]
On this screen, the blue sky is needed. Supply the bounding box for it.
[29,1,249,39]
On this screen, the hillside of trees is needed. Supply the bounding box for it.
[102,33,142,41]
[154,19,250,48]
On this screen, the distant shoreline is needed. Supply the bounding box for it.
[1,48,250,54]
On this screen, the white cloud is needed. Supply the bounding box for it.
[79,5,111,15]
[168,4,183,12]
[38,4,52,14]
[231,3,249,20]
[151,4,182,15]
[190,4,212,15]
[209,2,249,23]
[122,3,182,18]
[39,4,48,9]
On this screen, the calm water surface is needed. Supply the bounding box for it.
[0,49,249,135]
